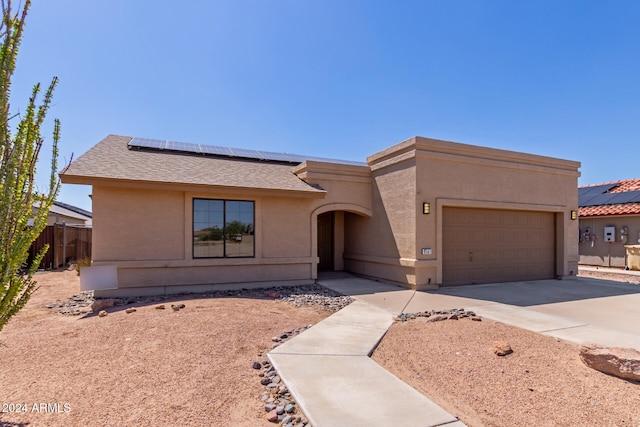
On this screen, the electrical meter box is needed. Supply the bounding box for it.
[604,226,616,242]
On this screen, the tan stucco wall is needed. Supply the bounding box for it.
[91,184,323,294]
[578,216,640,267]
[261,197,315,258]
[92,186,185,261]
[343,158,418,284]
[344,137,580,288]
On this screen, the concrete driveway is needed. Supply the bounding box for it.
[320,274,640,350]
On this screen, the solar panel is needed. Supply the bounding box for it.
[578,183,617,197]
[582,193,619,207]
[579,190,640,207]
[131,137,166,150]
[578,193,601,206]
[610,190,640,204]
[128,137,367,166]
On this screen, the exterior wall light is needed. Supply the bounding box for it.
[570,210,578,220]
[423,202,430,214]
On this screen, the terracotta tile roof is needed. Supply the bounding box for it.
[607,178,640,193]
[579,203,640,217]
[579,178,640,217]
[61,135,326,196]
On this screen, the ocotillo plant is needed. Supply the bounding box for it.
[0,0,61,332]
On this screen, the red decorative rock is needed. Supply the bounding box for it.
[91,298,115,312]
[266,409,278,422]
[493,341,513,356]
[580,343,640,382]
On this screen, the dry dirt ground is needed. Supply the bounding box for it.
[373,270,640,427]
[0,269,328,427]
[1,269,639,426]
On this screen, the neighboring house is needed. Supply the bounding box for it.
[47,201,93,226]
[60,135,580,297]
[578,178,640,268]
[29,201,93,269]
[30,200,92,226]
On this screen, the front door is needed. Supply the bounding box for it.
[317,212,334,271]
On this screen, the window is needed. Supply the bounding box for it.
[193,199,254,258]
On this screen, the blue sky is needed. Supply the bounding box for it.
[11,1,640,211]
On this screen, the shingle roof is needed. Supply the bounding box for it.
[60,135,326,196]
[579,178,640,217]
[53,201,92,218]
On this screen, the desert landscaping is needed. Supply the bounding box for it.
[0,268,638,426]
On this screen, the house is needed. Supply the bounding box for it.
[578,178,640,268]
[28,201,92,269]
[47,201,92,226]
[60,135,580,297]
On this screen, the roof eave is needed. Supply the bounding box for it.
[60,175,327,199]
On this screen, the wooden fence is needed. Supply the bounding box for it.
[27,224,92,270]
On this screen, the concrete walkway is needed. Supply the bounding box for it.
[269,298,465,427]
[269,272,640,426]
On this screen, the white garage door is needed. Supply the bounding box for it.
[442,208,555,286]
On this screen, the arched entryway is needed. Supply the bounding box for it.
[312,204,372,277]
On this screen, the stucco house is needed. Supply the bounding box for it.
[28,201,92,269]
[60,135,580,297]
[578,178,640,268]
[47,201,92,226]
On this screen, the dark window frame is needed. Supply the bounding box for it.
[192,198,255,259]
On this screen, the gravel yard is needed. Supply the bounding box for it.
[1,267,638,426]
[0,269,337,426]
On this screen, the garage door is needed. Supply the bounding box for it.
[442,208,555,286]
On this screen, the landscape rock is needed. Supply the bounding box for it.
[266,409,278,422]
[255,324,321,426]
[426,314,449,323]
[395,308,480,322]
[91,298,115,312]
[125,307,137,314]
[171,303,186,312]
[494,341,513,356]
[98,310,107,317]
[580,343,640,382]
[252,361,262,370]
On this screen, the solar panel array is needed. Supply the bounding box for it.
[127,137,366,166]
[579,183,640,207]
[578,184,617,197]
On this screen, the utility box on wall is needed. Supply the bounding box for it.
[604,226,616,242]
